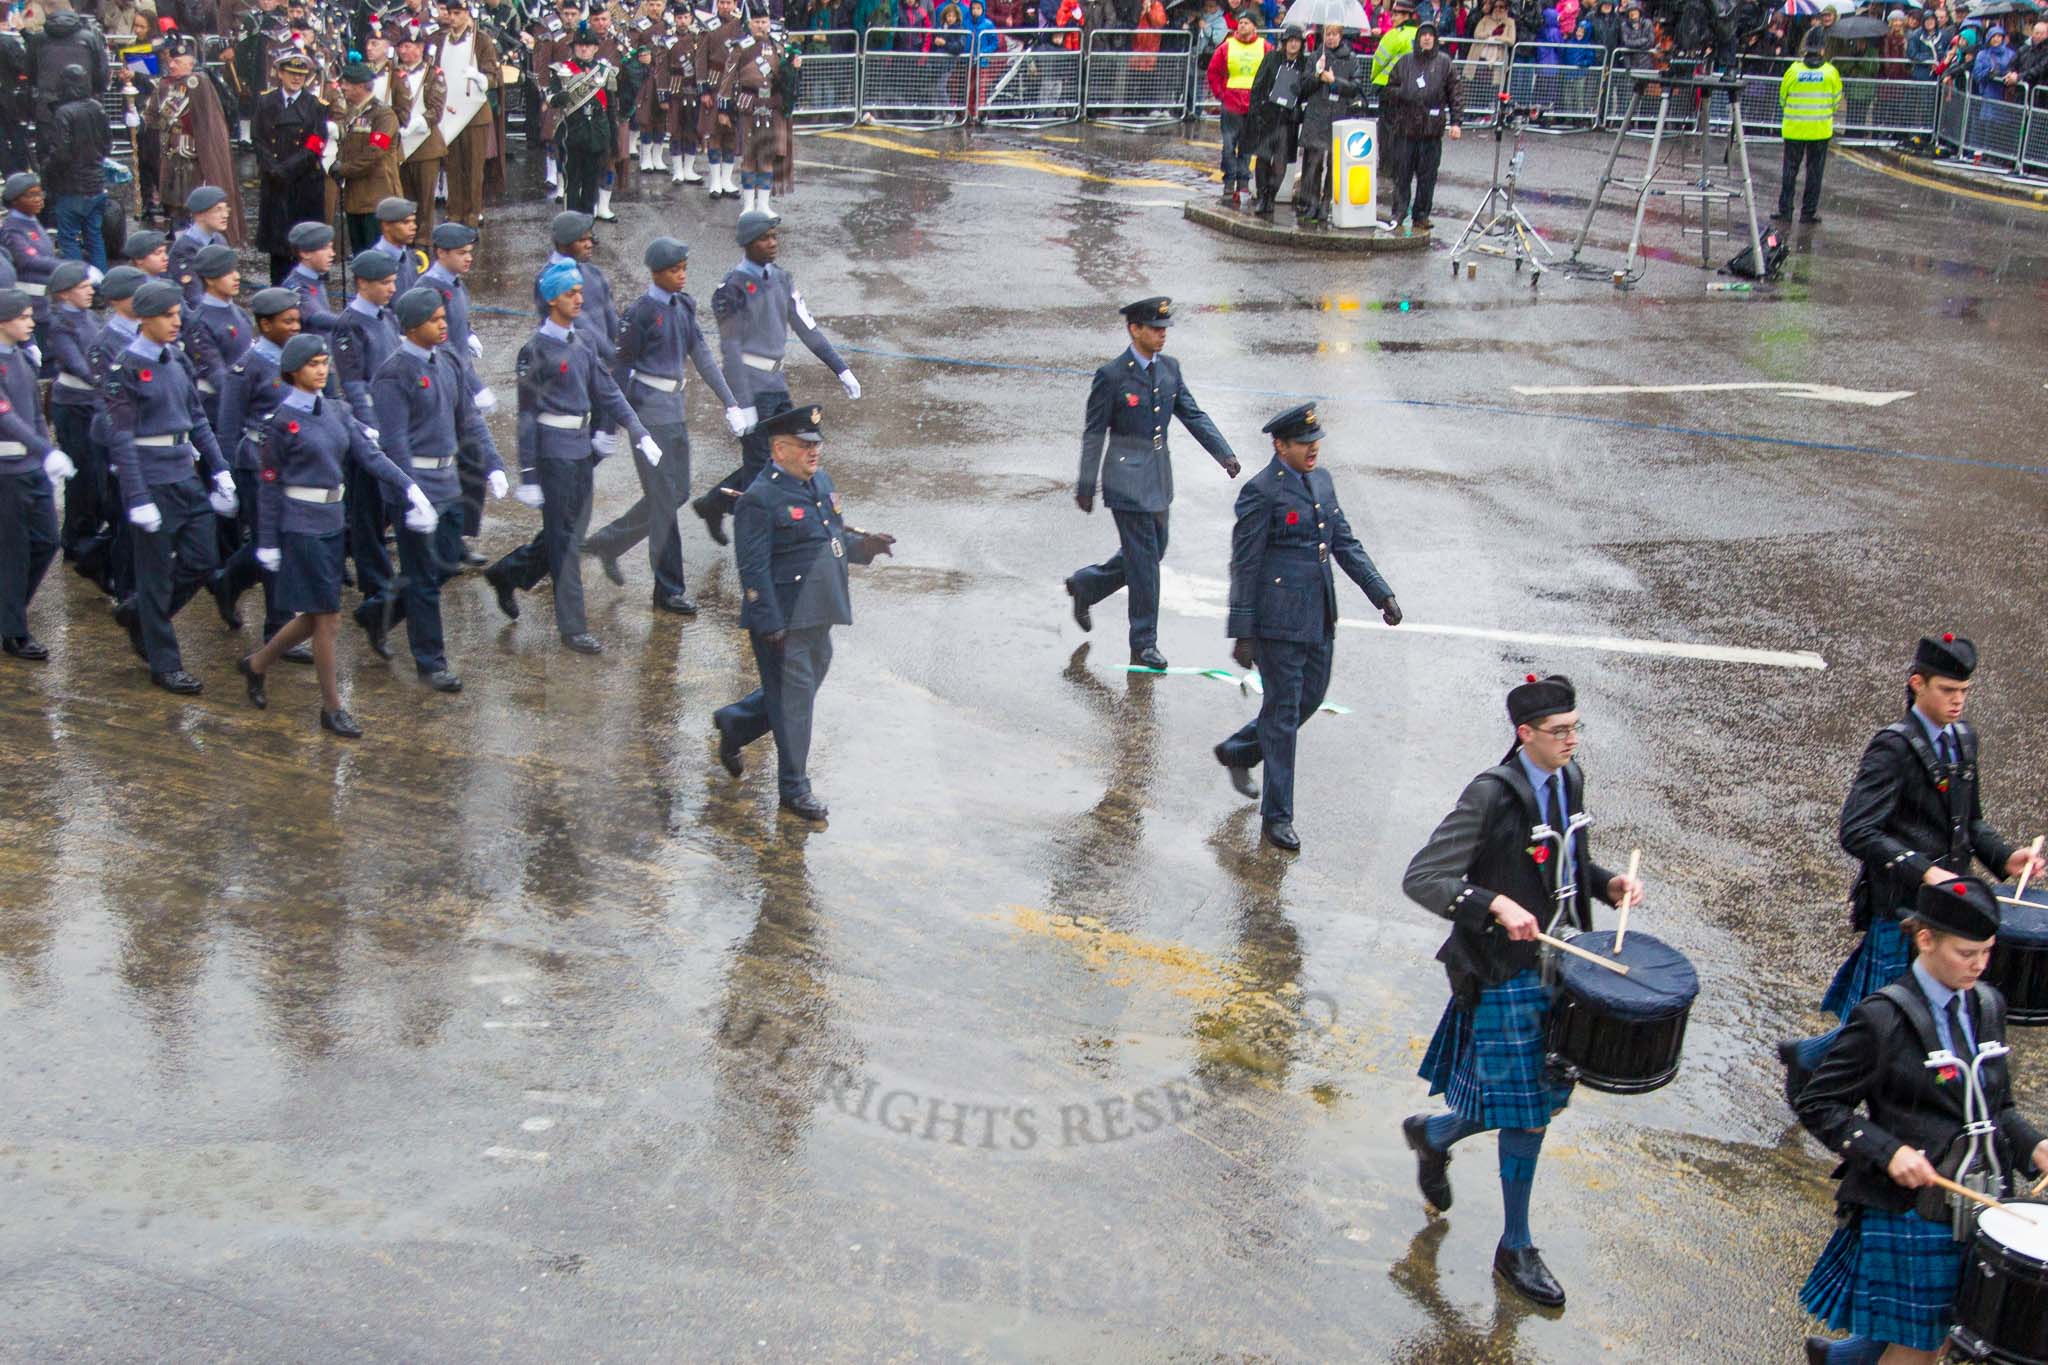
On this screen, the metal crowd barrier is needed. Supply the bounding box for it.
[2023,87,2048,176]
[1937,83,2028,167]
[859,28,970,128]
[1443,35,1513,123]
[980,31,1085,125]
[792,30,862,130]
[1837,73,1940,139]
[1506,42,1607,126]
[1085,28,1192,127]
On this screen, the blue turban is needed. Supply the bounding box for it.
[538,260,583,303]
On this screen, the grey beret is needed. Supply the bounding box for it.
[132,281,184,318]
[394,286,445,330]
[0,289,31,323]
[431,221,478,250]
[278,333,329,373]
[350,249,399,282]
[193,244,239,279]
[185,185,228,215]
[287,221,335,253]
[375,196,418,223]
[550,210,594,248]
[98,266,148,302]
[734,210,780,247]
[1,171,39,203]
[644,236,689,270]
[46,260,90,294]
[123,230,168,260]
[248,286,301,318]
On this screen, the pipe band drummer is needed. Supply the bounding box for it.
[1797,877,2048,1365]
[1398,672,1641,1310]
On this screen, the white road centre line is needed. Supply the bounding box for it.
[482,1146,551,1164]
[469,972,535,985]
[483,1020,552,1031]
[1510,381,1915,408]
[523,1090,606,1109]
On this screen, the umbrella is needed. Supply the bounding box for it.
[1828,15,1892,34]
[1280,0,1371,28]
[1969,0,2040,16]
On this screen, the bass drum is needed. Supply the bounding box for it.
[1545,929,1700,1096]
[1952,1201,2048,1364]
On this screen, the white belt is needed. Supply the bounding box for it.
[17,282,44,297]
[409,455,454,470]
[0,440,25,455]
[135,432,188,448]
[56,373,92,390]
[741,353,783,373]
[197,379,217,394]
[284,484,343,504]
[537,412,588,431]
[633,372,682,393]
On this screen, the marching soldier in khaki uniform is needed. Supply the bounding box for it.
[391,26,447,237]
[425,0,500,230]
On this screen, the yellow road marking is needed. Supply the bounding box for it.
[1837,149,2048,213]
[815,129,1185,188]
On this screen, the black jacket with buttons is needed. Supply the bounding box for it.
[1225,455,1391,644]
[1077,347,1235,514]
[1839,713,2014,929]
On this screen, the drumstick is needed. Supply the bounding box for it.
[1929,1173,2042,1224]
[1536,931,1630,976]
[1613,848,1641,953]
[2016,834,2045,901]
[2031,1168,2048,1199]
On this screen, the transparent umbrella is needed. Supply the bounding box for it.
[1279,0,1373,29]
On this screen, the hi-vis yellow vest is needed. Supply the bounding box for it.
[1225,35,1264,89]
[1780,61,1842,140]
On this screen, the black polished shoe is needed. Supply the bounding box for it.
[780,791,829,822]
[3,635,48,661]
[1402,1114,1454,1212]
[1065,576,1092,632]
[237,653,267,709]
[599,554,626,586]
[1800,213,1822,224]
[461,546,487,568]
[1213,741,1258,799]
[281,642,314,665]
[691,495,729,547]
[484,566,520,620]
[1493,1244,1566,1309]
[1130,646,1168,669]
[355,607,392,660]
[1413,216,1433,232]
[151,669,203,695]
[1802,1337,1829,1365]
[1262,819,1300,852]
[209,570,243,630]
[112,597,146,660]
[653,591,699,615]
[1777,1038,1812,1110]
[714,713,744,777]
[420,669,464,693]
[320,707,364,739]
[561,632,603,655]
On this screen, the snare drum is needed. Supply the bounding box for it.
[1544,929,1700,1095]
[1951,1201,2048,1364]
[1990,884,2048,1026]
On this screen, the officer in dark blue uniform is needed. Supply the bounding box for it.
[45,260,100,565]
[169,187,233,308]
[581,235,746,614]
[333,249,404,623]
[359,286,509,691]
[420,220,497,554]
[0,288,74,660]
[211,287,305,650]
[1213,403,1400,851]
[711,403,895,822]
[1067,296,1240,670]
[106,280,235,694]
[282,221,341,336]
[483,260,658,655]
[236,333,436,737]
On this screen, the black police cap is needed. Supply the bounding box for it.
[1119,296,1174,327]
[757,403,824,444]
[1913,632,1977,681]
[1913,876,2000,942]
[1260,402,1325,442]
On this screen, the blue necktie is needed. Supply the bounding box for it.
[1939,731,1957,767]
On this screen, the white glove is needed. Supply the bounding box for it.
[24,342,39,368]
[86,265,103,285]
[363,426,380,444]
[724,406,748,437]
[515,481,544,508]
[208,471,238,517]
[487,468,509,500]
[129,501,162,533]
[472,385,498,414]
[738,405,758,433]
[591,430,619,457]
[123,108,140,129]
[467,333,483,360]
[404,485,438,533]
[42,448,75,483]
[638,433,662,465]
[839,370,861,401]
[256,546,281,572]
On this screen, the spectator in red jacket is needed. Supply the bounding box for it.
[1207,10,1270,205]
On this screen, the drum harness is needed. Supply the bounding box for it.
[1925,1026,2012,1241]
[1532,809,1593,1085]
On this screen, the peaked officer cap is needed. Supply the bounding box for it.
[1119,295,1173,326]
[757,403,824,443]
[1261,402,1325,442]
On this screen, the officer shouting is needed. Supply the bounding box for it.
[1067,296,1239,670]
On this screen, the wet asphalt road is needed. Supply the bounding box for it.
[4,121,2048,1363]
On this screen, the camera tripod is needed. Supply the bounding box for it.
[1448,97,1553,285]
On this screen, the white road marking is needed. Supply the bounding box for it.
[523,1090,605,1108]
[483,1020,552,1031]
[1158,571,1826,671]
[520,1116,556,1133]
[469,972,534,985]
[1510,381,1915,408]
[482,1146,550,1164]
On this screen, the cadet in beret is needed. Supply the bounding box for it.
[582,235,745,615]
[74,266,151,599]
[358,285,508,692]
[694,210,858,548]
[1796,877,2048,1365]
[211,287,306,652]
[282,222,342,338]
[123,231,171,282]
[420,220,497,556]
[367,197,425,296]
[1399,672,1640,1310]
[0,289,76,662]
[1067,296,1239,671]
[483,260,659,655]
[182,245,250,432]
[106,281,236,695]
[533,211,620,369]
[334,250,406,619]
[235,333,437,738]
[46,261,102,567]
[1212,403,1396,851]
[170,186,234,308]
[1,174,57,337]
[1779,634,2047,1100]
[711,402,895,821]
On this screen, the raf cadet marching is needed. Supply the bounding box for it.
[1066,296,1240,670]
[169,187,234,308]
[332,250,405,627]
[692,210,858,548]
[282,222,341,336]
[358,286,509,692]
[0,289,76,662]
[366,197,425,297]
[710,404,895,822]
[581,235,747,616]
[1,173,58,341]
[45,260,100,569]
[106,281,237,695]
[1212,404,1399,852]
[76,267,148,601]
[211,287,306,653]
[182,245,252,433]
[420,220,498,558]
[534,211,621,369]
[483,260,660,655]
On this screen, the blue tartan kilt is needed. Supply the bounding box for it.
[1820,917,1911,1022]
[1418,969,1573,1131]
[1800,1207,1969,1352]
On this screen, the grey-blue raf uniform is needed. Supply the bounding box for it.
[483,314,651,646]
[212,288,302,642]
[333,260,403,605]
[168,195,230,308]
[283,222,339,335]
[0,293,59,655]
[697,212,851,531]
[1,197,58,330]
[582,236,740,608]
[73,270,143,597]
[1214,404,1398,849]
[711,403,892,816]
[532,215,620,368]
[1067,296,1239,667]
[358,287,505,682]
[422,222,490,538]
[47,273,102,563]
[184,289,254,429]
